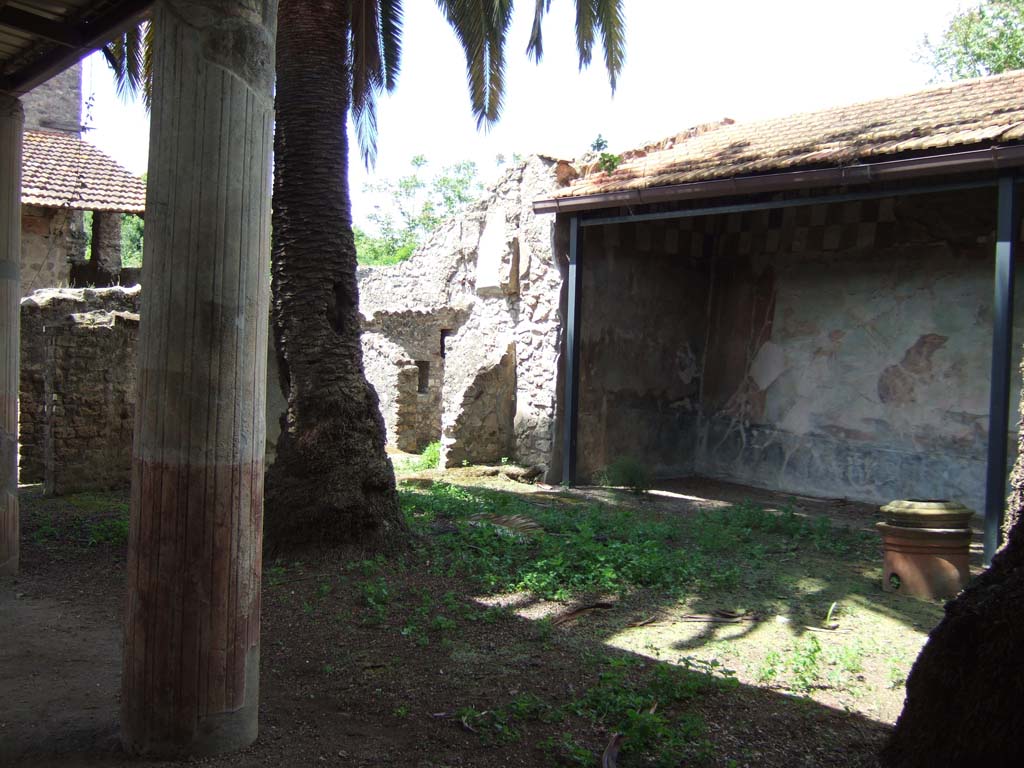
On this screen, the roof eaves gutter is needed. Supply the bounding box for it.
[532,144,1024,216]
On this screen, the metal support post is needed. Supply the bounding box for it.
[562,217,582,486]
[984,174,1019,564]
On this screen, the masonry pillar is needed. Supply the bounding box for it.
[0,95,23,576]
[120,0,277,756]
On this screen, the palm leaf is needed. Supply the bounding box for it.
[575,0,596,69]
[469,513,543,536]
[436,0,513,128]
[350,0,405,167]
[101,20,153,109]
[380,0,403,89]
[526,0,551,62]
[594,0,625,91]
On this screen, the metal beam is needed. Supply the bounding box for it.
[562,217,582,486]
[535,145,1024,215]
[984,174,1020,564]
[579,178,997,229]
[0,8,83,48]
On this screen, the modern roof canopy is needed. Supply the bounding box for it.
[0,0,152,96]
[535,70,1024,214]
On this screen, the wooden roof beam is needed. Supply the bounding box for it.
[0,8,84,48]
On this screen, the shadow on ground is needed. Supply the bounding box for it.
[0,479,930,767]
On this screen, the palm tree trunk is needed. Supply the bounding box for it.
[265,0,407,552]
[0,94,23,576]
[120,0,276,755]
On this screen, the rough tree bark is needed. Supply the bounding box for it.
[120,0,276,756]
[0,95,22,576]
[882,357,1024,766]
[264,0,407,552]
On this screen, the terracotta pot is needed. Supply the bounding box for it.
[876,522,971,600]
[879,499,974,529]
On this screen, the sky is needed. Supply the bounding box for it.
[79,0,970,228]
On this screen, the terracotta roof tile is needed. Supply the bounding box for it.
[21,130,146,213]
[558,70,1024,199]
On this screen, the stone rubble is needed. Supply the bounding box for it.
[357,156,564,472]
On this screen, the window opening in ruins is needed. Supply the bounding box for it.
[440,329,452,358]
[416,361,430,394]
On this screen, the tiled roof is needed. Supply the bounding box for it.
[557,70,1024,200]
[21,130,146,213]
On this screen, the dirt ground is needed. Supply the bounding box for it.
[1,476,970,768]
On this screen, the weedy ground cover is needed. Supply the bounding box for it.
[11,476,951,767]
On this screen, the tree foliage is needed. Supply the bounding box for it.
[356,155,482,266]
[121,214,144,268]
[924,0,1024,80]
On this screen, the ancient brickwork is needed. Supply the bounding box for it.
[361,309,465,452]
[70,210,123,287]
[44,309,138,494]
[21,63,82,135]
[20,205,87,296]
[357,157,563,470]
[19,286,141,483]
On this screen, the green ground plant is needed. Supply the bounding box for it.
[27,491,131,547]
[391,441,442,473]
[18,477,940,765]
[419,441,441,469]
[596,456,652,494]
[360,577,391,624]
[401,484,872,603]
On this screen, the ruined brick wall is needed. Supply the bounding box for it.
[19,286,141,483]
[20,206,87,296]
[70,211,123,287]
[357,157,563,470]
[361,310,465,453]
[361,331,406,449]
[44,309,139,494]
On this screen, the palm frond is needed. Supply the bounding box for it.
[101,20,153,110]
[575,0,596,70]
[469,513,543,536]
[593,0,625,91]
[380,0,403,90]
[350,0,405,167]
[142,21,155,107]
[436,0,512,128]
[526,0,551,62]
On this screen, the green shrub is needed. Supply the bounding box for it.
[597,456,652,494]
[419,441,441,469]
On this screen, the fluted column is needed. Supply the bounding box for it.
[0,95,23,576]
[120,0,277,756]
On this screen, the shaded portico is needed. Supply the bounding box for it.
[1,0,275,756]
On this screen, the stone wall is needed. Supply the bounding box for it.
[696,190,1024,511]
[71,211,123,287]
[20,205,87,296]
[577,219,712,480]
[361,309,465,452]
[22,63,82,135]
[357,157,563,469]
[44,310,139,495]
[574,187,1024,511]
[19,286,141,483]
